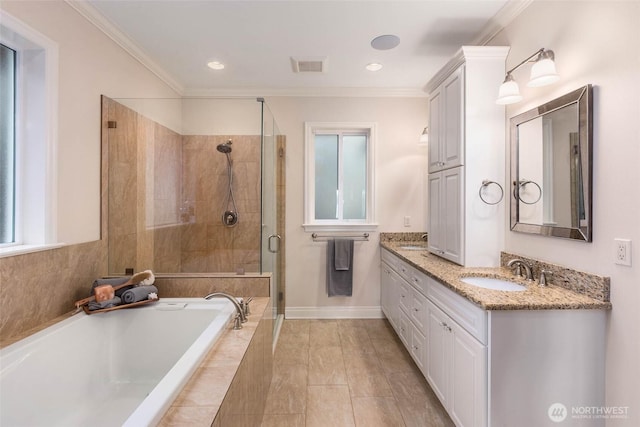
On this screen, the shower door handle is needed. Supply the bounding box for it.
[268,234,281,253]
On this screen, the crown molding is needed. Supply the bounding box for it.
[182,86,428,98]
[65,0,184,95]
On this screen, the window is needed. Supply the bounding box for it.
[0,43,16,244]
[0,11,59,255]
[304,122,376,231]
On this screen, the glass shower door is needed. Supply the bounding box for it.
[259,100,282,334]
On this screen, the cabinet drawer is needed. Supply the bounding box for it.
[398,280,412,314]
[398,310,410,347]
[407,265,429,295]
[410,287,428,331]
[426,276,487,344]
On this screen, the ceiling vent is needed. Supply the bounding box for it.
[290,57,328,73]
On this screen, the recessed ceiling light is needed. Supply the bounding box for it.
[371,34,400,50]
[207,61,225,70]
[366,63,383,72]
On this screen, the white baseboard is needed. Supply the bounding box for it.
[285,306,384,319]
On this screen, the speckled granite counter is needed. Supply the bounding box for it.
[381,241,611,311]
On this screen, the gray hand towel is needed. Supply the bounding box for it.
[88,296,121,311]
[327,239,354,297]
[334,239,352,271]
[121,285,158,304]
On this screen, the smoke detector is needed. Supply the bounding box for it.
[290,56,328,73]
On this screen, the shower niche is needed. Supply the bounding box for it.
[101,96,284,277]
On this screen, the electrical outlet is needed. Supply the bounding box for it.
[614,239,632,266]
[404,216,411,227]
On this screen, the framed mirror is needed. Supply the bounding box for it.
[510,85,593,241]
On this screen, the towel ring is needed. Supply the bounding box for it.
[513,180,542,204]
[479,180,504,205]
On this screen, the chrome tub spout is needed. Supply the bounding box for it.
[204,292,247,329]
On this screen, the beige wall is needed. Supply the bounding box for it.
[266,96,428,317]
[490,1,640,423]
[0,1,180,245]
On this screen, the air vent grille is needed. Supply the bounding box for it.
[291,57,327,73]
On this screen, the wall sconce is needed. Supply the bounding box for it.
[496,48,559,105]
[419,126,429,144]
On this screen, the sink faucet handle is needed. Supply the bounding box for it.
[539,270,553,286]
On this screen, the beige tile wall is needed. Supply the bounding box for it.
[0,240,107,343]
[104,98,263,274]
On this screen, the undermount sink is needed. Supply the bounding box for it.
[398,245,426,250]
[460,276,527,292]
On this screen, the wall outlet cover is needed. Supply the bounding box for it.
[614,239,632,266]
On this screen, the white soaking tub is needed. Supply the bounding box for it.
[0,298,236,427]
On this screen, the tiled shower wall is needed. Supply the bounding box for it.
[104,98,261,274]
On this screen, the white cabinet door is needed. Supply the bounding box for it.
[428,166,464,265]
[442,167,464,265]
[442,67,464,169]
[380,262,392,322]
[426,299,450,405]
[428,66,464,173]
[428,87,443,172]
[427,299,487,427]
[398,309,411,347]
[449,319,487,427]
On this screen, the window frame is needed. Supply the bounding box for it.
[0,11,60,256]
[303,121,377,232]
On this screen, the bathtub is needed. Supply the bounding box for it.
[0,298,236,427]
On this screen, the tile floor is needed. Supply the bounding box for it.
[261,319,454,427]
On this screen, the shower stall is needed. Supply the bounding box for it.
[101,96,284,321]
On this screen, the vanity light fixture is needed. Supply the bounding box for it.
[419,126,429,144]
[496,48,559,105]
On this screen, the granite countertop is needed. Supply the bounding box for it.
[381,241,612,311]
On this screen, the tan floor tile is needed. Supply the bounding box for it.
[280,319,311,335]
[352,396,405,427]
[158,405,218,427]
[274,340,309,365]
[309,320,341,347]
[264,364,308,414]
[261,413,305,427]
[306,385,355,427]
[364,319,398,340]
[342,348,383,375]
[308,345,347,385]
[371,338,418,374]
[338,326,374,350]
[347,371,394,398]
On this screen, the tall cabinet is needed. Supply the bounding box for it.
[426,46,509,267]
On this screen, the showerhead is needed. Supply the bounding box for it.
[216,140,232,154]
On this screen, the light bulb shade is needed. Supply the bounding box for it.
[496,75,522,105]
[419,127,429,144]
[527,51,559,87]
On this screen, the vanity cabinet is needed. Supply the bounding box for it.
[425,46,509,267]
[380,249,606,427]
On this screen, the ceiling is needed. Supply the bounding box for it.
[74,0,526,97]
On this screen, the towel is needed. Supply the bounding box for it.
[326,239,354,297]
[121,285,158,304]
[91,277,132,297]
[334,239,351,271]
[88,296,121,311]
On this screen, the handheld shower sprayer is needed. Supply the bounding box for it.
[217,139,238,227]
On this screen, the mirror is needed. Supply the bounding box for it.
[510,85,593,241]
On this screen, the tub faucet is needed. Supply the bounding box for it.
[204,292,247,329]
[507,259,534,281]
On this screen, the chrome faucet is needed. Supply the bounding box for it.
[204,292,247,329]
[538,270,553,286]
[507,259,534,281]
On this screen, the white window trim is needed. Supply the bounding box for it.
[303,121,377,232]
[0,11,59,254]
